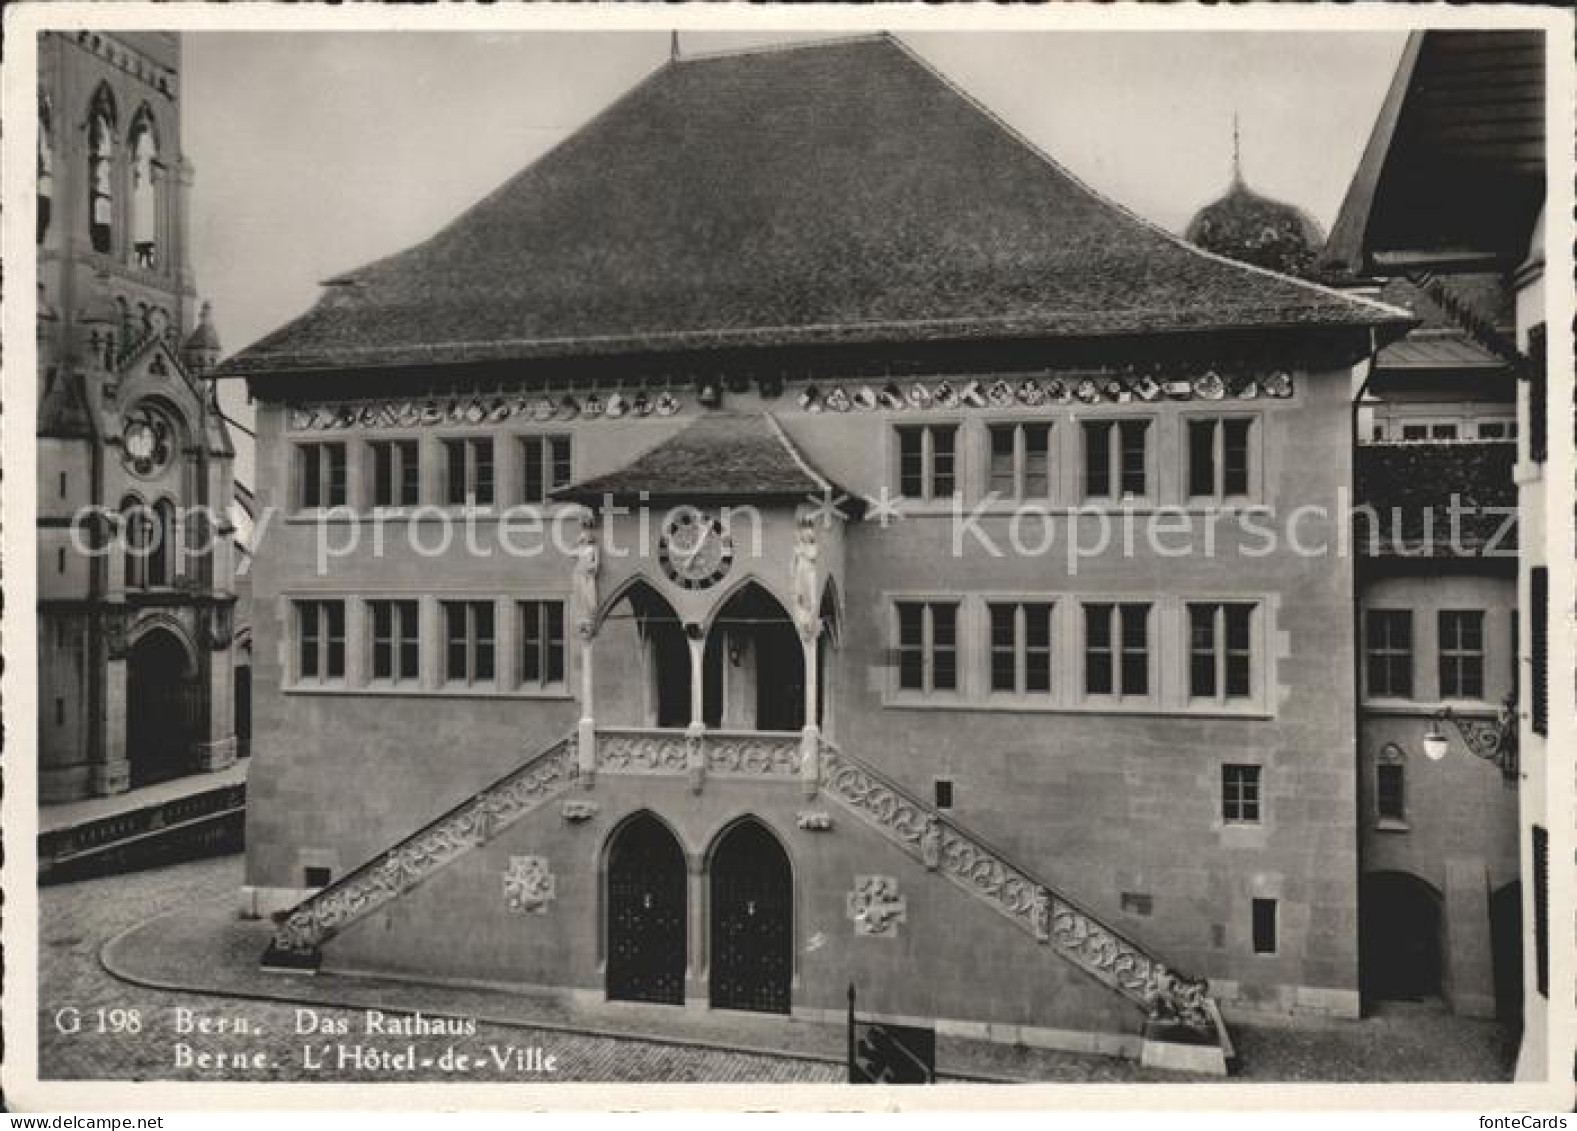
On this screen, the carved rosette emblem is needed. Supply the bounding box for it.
[847,875,907,938]
[504,855,556,915]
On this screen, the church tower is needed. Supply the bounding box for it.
[37,31,242,802]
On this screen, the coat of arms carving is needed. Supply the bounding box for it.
[847,875,906,937]
[503,855,556,914]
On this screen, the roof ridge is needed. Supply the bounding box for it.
[884,35,1411,328]
[674,31,895,66]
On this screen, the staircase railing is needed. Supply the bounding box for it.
[818,741,1215,1033]
[262,734,577,968]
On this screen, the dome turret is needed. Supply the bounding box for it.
[1184,118,1325,278]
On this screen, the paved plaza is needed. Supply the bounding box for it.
[38,854,1516,1085]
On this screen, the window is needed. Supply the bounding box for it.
[87,85,116,254]
[988,601,1053,694]
[519,600,566,689]
[1531,567,1548,735]
[1222,764,1261,824]
[934,779,954,810]
[122,501,149,589]
[1365,610,1413,698]
[1400,424,1428,441]
[1438,611,1485,699]
[38,93,52,244]
[1187,418,1253,499]
[368,600,420,683]
[1251,899,1278,955]
[521,435,573,504]
[895,601,958,694]
[1189,603,1255,700]
[897,425,958,501]
[1527,324,1547,464]
[1533,825,1548,996]
[1084,602,1149,697]
[987,422,1051,499]
[129,109,158,269]
[148,499,176,587]
[297,443,348,509]
[444,438,495,506]
[1083,420,1148,501]
[296,600,346,682]
[303,866,333,888]
[1477,420,1516,440]
[443,600,495,685]
[1376,762,1405,822]
[55,697,65,726]
[369,440,420,508]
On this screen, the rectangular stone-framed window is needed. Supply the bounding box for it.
[1437,610,1485,700]
[1364,609,1413,699]
[894,600,959,695]
[1533,824,1548,996]
[934,778,954,810]
[368,439,420,508]
[295,599,346,683]
[1083,601,1150,698]
[895,424,959,501]
[1376,762,1405,822]
[1188,602,1255,701]
[296,442,347,509]
[443,437,495,506]
[1221,764,1261,824]
[987,600,1054,695]
[1251,898,1278,955]
[1082,419,1149,502]
[986,421,1051,500]
[1527,323,1547,464]
[368,598,420,684]
[442,599,496,685]
[1186,416,1254,501]
[1531,567,1548,735]
[521,434,573,504]
[518,599,567,690]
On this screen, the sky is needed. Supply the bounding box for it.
[182,30,1408,480]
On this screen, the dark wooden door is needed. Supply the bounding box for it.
[710,820,792,1014]
[606,815,687,1006]
[1360,872,1442,1003]
[127,630,192,789]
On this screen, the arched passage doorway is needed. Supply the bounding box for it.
[126,626,194,788]
[605,812,687,1005]
[704,582,804,732]
[1490,881,1523,1025]
[709,818,793,1014]
[600,580,690,729]
[1360,871,1442,1003]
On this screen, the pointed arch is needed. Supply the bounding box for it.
[706,815,794,1014]
[818,574,843,648]
[87,83,117,253]
[699,573,794,637]
[128,104,160,267]
[120,493,150,590]
[602,810,688,1006]
[596,576,689,728]
[703,579,803,732]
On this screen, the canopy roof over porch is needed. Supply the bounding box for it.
[555,411,852,508]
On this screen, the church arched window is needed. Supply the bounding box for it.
[122,497,149,590]
[87,84,117,254]
[149,498,177,587]
[129,107,159,268]
[38,91,53,244]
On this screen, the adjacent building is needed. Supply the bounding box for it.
[225,35,1417,1067]
[37,31,246,804]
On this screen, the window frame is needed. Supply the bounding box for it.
[1082,601,1153,701]
[1221,763,1262,826]
[442,599,498,687]
[296,442,349,510]
[1184,414,1257,503]
[1081,418,1153,504]
[518,598,568,691]
[294,598,347,686]
[894,423,961,503]
[890,598,963,699]
[1437,609,1486,701]
[520,433,575,506]
[442,436,496,508]
[1251,898,1278,956]
[1187,602,1257,703]
[367,437,422,510]
[1364,609,1414,700]
[984,419,1053,502]
[367,598,421,686]
[1375,760,1406,825]
[986,599,1055,698]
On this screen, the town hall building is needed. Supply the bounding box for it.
[223,35,1421,1070]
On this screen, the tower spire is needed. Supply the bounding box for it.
[1231,112,1243,186]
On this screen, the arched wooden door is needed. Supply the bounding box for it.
[605,814,687,1006]
[709,819,793,1014]
[126,628,193,788]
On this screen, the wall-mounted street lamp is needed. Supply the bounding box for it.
[1421,695,1519,782]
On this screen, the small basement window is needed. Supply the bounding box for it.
[934,779,954,810]
[1252,898,1278,955]
[303,866,333,889]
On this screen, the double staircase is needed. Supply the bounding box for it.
[261,730,1222,1055]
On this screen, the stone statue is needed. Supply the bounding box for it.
[572,514,600,638]
[791,508,820,639]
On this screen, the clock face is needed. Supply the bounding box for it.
[659,511,734,590]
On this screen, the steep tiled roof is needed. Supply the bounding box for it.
[555,412,841,505]
[223,34,1408,378]
[1356,441,1517,558]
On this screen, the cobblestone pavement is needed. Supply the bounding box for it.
[39,855,840,1083]
[39,853,1516,1086]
